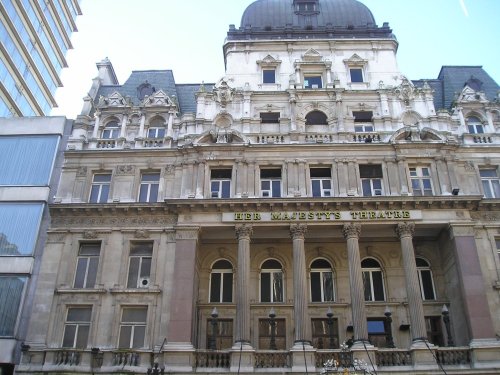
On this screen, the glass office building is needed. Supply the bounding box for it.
[0,0,81,117]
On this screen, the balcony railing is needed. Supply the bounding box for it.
[315,350,353,368]
[255,350,292,368]
[112,350,141,366]
[435,347,471,365]
[195,350,230,368]
[53,350,81,366]
[376,349,412,366]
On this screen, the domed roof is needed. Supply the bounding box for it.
[227,0,393,41]
[240,0,376,29]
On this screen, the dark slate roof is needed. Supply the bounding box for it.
[414,66,499,110]
[96,70,212,115]
[227,0,394,41]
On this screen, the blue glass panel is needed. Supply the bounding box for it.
[0,203,44,255]
[0,276,27,336]
[0,136,59,185]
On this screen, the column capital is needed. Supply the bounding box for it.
[175,226,200,240]
[342,223,361,240]
[290,224,308,240]
[235,224,253,240]
[396,222,415,239]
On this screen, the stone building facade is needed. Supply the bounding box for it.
[18,0,500,374]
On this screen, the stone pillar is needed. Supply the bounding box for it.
[290,93,297,132]
[92,111,101,138]
[342,223,369,346]
[234,224,253,348]
[119,114,128,138]
[166,227,199,349]
[396,223,428,345]
[347,160,358,196]
[138,112,146,138]
[167,111,174,138]
[290,224,311,347]
[397,156,409,195]
[335,91,344,132]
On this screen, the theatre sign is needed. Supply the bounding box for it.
[222,210,422,222]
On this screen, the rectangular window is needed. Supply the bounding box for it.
[350,68,364,83]
[127,242,153,288]
[210,169,232,198]
[74,243,100,288]
[0,203,44,255]
[206,319,233,350]
[260,169,282,198]
[139,173,160,202]
[418,269,436,300]
[260,112,280,124]
[496,239,500,261]
[410,167,433,196]
[367,319,386,347]
[310,270,334,302]
[312,318,339,349]
[0,276,27,336]
[304,75,322,89]
[263,69,276,84]
[147,127,165,138]
[118,307,147,349]
[468,124,484,134]
[363,271,385,301]
[0,135,59,185]
[353,111,373,132]
[480,169,500,198]
[62,307,92,348]
[310,168,332,197]
[425,316,444,346]
[360,165,383,196]
[259,318,286,350]
[89,174,111,203]
[261,271,283,302]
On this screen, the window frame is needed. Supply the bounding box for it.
[62,306,92,349]
[101,121,120,139]
[209,260,233,303]
[262,69,276,84]
[118,306,148,349]
[126,242,153,289]
[416,258,436,301]
[310,259,335,302]
[210,169,232,198]
[353,111,374,132]
[310,168,333,197]
[311,318,339,349]
[260,259,284,303]
[467,116,485,134]
[89,173,111,203]
[260,169,282,198]
[304,74,323,89]
[349,68,364,83]
[258,318,286,349]
[138,172,160,202]
[305,110,328,125]
[367,318,387,347]
[362,258,385,302]
[409,166,434,196]
[73,242,101,289]
[360,165,384,197]
[206,318,234,350]
[260,112,280,124]
[480,168,500,198]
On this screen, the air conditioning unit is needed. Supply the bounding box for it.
[138,277,150,288]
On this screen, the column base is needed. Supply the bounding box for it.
[230,344,255,373]
[231,340,253,351]
[410,342,438,370]
[469,339,500,369]
[290,341,315,372]
[351,341,377,373]
[162,343,195,372]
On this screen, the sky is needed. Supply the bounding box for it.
[51,0,500,118]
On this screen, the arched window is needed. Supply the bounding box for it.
[310,259,334,302]
[209,260,233,303]
[467,116,484,134]
[260,259,283,302]
[305,110,328,125]
[416,258,436,300]
[361,258,385,301]
[147,118,166,139]
[102,121,119,139]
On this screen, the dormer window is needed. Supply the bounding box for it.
[294,0,319,13]
[137,82,155,100]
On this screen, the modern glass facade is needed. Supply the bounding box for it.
[0,0,81,117]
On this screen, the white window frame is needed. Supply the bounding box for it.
[209,260,233,303]
[118,307,147,349]
[127,243,153,289]
[139,172,160,202]
[73,243,100,288]
[260,260,284,303]
[480,169,500,198]
[467,117,485,134]
[311,178,332,197]
[304,74,323,89]
[62,306,92,348]
[310,260,335,302]
[409,166,434,196]
[416,258,436,301]
[89,173,111,203]
[362,259,385,302]
[147,127,166,139]
[101,121,120,139]
[349,67,364,83]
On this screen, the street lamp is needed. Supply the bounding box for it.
[441,304,454,347]
[384,306,395,348]
[209,307,219,350]
[326,306,336,349]
[269,307,277,350]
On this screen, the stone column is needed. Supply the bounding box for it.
[397,157,409,195]
[167,111,174,138]
[234,225,253,348]
[165,227,199,349]
[342,223,369,345]
[92,111,101,138]
[119,114,128,138]
[396,222,428,345]
[290,224,312,347]
[138,112,146,138]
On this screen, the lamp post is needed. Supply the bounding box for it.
[441,304,454,347]
[209,307,219,350]
[326,306,336,349]
[269,307,277,350]
[384,306,395,348]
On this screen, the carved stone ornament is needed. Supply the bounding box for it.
[175,228,200,240]
[52,215,177,228]
[116,165,135,175]
[165,164,176,175]
[396,222,415,239]
[463,161,475,172]
[235,224,253,240]
[98,91,129,108]
[83,230,98,239]
[393,77,422,106]
[134,230,150,239]
[143,89,176,108]
[342,223,361,239]
[209,128,234,144]
[290,224,308,240]
[213,78,235,106]
[470,212,500,221]
[76,166,88,177]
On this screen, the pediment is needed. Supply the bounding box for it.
[456,85,487,103]
[343,54,367,65]
[143,90,176,107]
[98,91,128,107]
[257,55,282,66]
[390,126,446,143]
[302,48,322,62]
[194,129,246,145]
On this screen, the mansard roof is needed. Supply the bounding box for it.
[95,70,214,114]
[227,0,394,41]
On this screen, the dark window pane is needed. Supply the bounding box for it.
[261,273,270,302]
[79,243,100,256]
[62,325,76,347]
[367,320,385,333]
[273,272,283,302]
[310,272,321,302]
[359,165,382,178]
[372,271,385,301]
[362,179,372,196]
[86,257,99,287]
[304,75,322,88]
[361,258,380,268]
[222,273,233,302]
[271,180,281,197]
[305,111,328,125]
[213,260,232,269]
[132,326,145,348]
[127,257,140,288]
[140,257,152,278]
[262,259,282,269]
[263,69,275,83]
[323,272,334,301]
[310,168,331,178]
[149,184,159,202]
[353,111,373,122]
[260,113,280,123]
[261,169,281,178]
[119,326,131,348]
[211,169,232,179]
[311,259,331,268]
[99,185,109,203]
[221,180,231,198]
[421,270,435,300]
[89,185,100,203]
[362,272,372,301]
[210,273,221,303]
[350,68,363,82]
[75,325,89,348]
[130,243,153,255]
[74,258,88,288]
[312,180,321,197]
